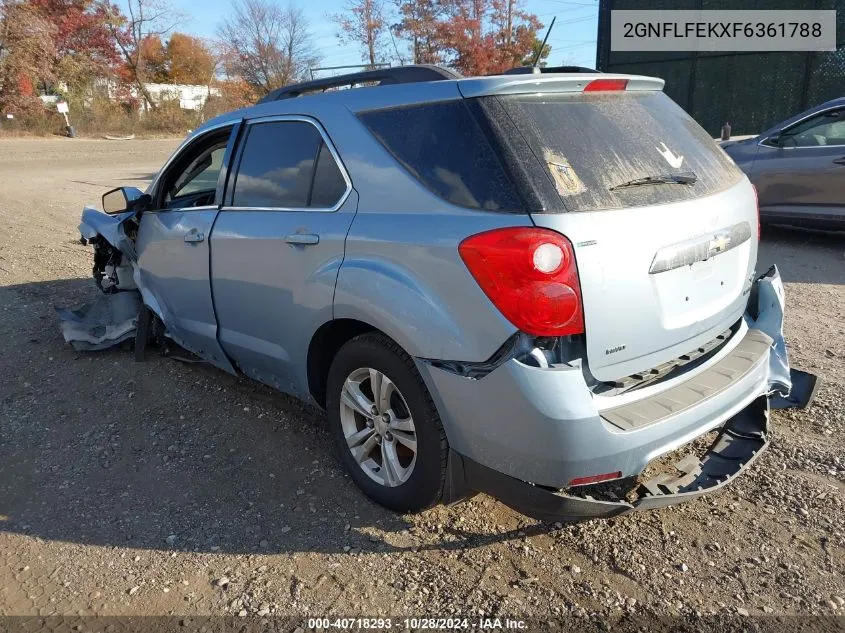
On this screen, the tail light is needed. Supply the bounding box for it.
[458,227,584,337]
[584,78,628,92]
[752,184,760,239]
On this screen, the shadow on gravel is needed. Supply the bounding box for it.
[759,225,845,286]
[0,278,539,557]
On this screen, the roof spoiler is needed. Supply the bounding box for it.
[458,74,666,98]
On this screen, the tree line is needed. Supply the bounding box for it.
[0,0,548,120]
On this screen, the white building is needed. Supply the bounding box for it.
[139,83,220,112]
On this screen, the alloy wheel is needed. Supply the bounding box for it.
[339,367,417,487]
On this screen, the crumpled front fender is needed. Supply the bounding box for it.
[79,206,138,261]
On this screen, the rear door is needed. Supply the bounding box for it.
[753,106,845,213]
[210,115,356,397]
[135,123,239,372]
[474,89,757,382]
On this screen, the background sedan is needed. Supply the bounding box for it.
[722,98,845,231]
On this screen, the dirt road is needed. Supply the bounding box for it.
[0,138,843,624]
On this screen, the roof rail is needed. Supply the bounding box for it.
[502,65,599,75]
[258,65,462,103]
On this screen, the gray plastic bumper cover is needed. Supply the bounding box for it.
[447,394,770,522]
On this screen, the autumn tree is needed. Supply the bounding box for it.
[28,0,120,94]
[435,0,540,76]
[167,33,215,85]
[490,0,540,71]
[391,0,540,75]
[521,36,551,67]
[393,0,440,64]
[331,0,387,68]
[138,33,167,81]
[0,0,57,114]
[217,0,317,94]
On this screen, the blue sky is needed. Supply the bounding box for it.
[157,0,599,72]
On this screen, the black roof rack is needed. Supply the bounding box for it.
[258,65,461,103]
[502,65,599,75]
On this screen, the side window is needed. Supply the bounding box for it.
[231,120,348,209]
[158,127,232,209]
[357,100,524,211]
[783,109,845,147]
[311,143,348,208]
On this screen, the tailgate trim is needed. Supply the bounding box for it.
[601,328,772,431]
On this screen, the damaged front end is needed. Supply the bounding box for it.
[442,266,820,523]
[57,208,143,351]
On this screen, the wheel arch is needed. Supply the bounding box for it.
[307,318,386,408]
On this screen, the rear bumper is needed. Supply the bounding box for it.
[445,395,769,522]
[418,266,814,519]
[419,323,772,489]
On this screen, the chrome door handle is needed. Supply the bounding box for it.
[284,233,319,245]
[833,156,845,165]
[184,230,205,243]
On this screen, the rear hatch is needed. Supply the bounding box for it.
[467,84,758,382]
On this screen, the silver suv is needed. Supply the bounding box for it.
[64,66,802,521]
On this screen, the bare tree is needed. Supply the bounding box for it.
[217,0,318,95]
[100,0,180,110]
[331,0,387,68]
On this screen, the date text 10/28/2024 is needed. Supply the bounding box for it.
[307,618,528,630]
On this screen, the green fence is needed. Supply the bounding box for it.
[596,0,845,136]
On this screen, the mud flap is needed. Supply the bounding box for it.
[451,396,770,523]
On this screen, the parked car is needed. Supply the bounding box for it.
[721,98,845,231]
[64,65,800,522]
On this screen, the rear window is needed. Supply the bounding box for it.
[357,101,525,211]
[481,91,743,212]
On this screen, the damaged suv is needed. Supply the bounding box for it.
[63,66,811,521]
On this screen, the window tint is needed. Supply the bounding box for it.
[311,143,348,207]
[783,109,845,147]
[358,101,524,211]
[233,121,322,208]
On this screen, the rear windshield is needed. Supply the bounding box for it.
[479,90,743,213]
[359,90,743,213]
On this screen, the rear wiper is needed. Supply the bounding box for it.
[610,171,697,191]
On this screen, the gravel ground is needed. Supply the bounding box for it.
[0,138,843,625]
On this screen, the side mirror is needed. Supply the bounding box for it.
[102,187,151,214]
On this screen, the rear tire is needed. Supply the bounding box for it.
[326,333,448,513]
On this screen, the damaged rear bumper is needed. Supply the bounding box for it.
[446,395,770,522]
[432,265,819,522]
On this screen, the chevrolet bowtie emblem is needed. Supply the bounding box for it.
[708,233,731,256]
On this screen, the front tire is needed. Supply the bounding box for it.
[326,333,448,513]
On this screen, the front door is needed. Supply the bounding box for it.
[135,124,240,372]
[210,116,357,397]
[753,107,845,214]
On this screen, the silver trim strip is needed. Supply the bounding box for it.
[222,114,353,213]
[649,222,752,275]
